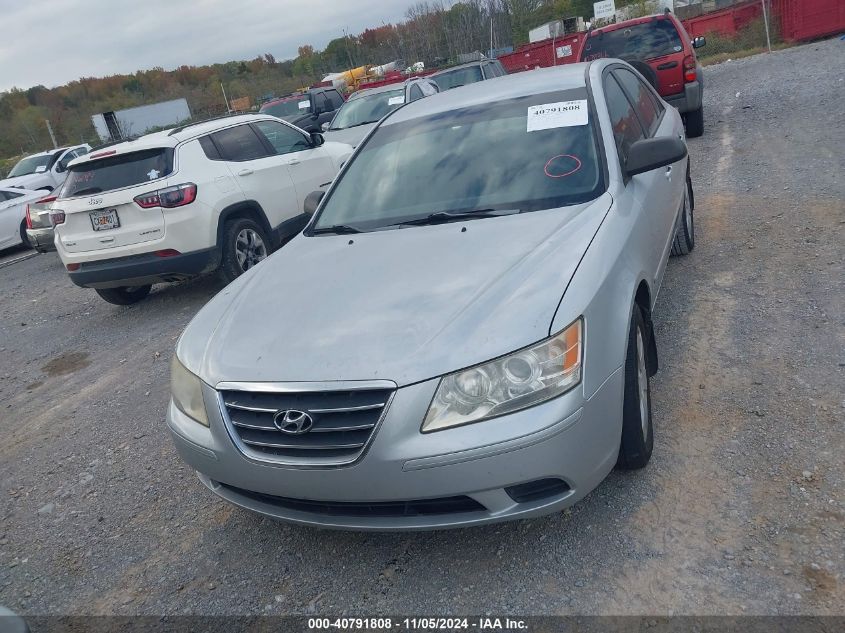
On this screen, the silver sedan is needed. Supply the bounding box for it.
[167,59,696,530]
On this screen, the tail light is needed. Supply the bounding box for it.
[683,55,696,82]
[154,249,181,258]
[66,263,80,272]
[26,205,33,229]
[50,210,66,225]
[135,183,198,209]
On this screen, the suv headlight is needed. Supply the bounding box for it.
[170,356,209,426]
[422,319,583,432]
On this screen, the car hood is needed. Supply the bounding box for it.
[179,193,612,387]
[322,124,376,148]
[0,173,43,189]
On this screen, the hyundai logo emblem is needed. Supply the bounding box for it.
[273,409,314,435]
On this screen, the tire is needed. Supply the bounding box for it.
[19,221,30,249]
[684,106,704,138]
[617,306,654,470]
[218,218,270,284]
[95,285,152,305]
[671,174,695,256]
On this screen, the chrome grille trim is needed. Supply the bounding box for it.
[216,380,397,468]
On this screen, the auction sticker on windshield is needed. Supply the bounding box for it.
[527,100,588,132]
[90,208,120,231]
[388,96,405,105]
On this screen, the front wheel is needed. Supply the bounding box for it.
[95,285,152,305]
[671,175,695,256]
[218,218,270,284]
[617,307,654,470]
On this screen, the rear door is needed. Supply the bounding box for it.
[613,66,682,287]
[210,123,298,228]
[0,190,25,247]
[252,119,336,214]
[56,149,173,253]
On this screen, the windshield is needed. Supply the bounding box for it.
[433,66,484,91]
[8,154,53,177]
[260,97,311,119]
[329,89,405,130]
[312,89,603,233]
[58,148,174,198]
[581,20,684,61]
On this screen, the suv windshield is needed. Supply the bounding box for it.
[58,148,174,198]
[329,89,405,130]
[581,20,683,61]
[433,66,483,91]
[312,89,603,233]
[8,154,53,177]
[260,96,311,119]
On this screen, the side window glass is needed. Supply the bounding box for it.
[253,120,311,155]
[614,68,659,135]
[604,74,645,166]
[211,124,271,161]
[409,84,424,101]
[199,136,222,160]
[58,152,75,171]
[327,90,343,109]
[314,93,329,113]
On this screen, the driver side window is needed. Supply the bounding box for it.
[253,120,311,155]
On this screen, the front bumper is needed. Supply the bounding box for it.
[25,227,56,252]
[167,368,624,530]
[664,80,702,114]
[68,247,219,289]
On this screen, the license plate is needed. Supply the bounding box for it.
[89,209,120,231]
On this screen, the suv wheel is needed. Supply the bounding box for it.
[219,218,270,283]
[617,306,654,470]
[684,106,704,138]
[95,285,152,305]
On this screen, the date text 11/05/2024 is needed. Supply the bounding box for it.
[307,617,529,631]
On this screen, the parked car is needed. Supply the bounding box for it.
[0,145,90,192]
[0,187,46,252]
[25,194,61,253]
[53,114,353,305]
[167,60,695,530]
[322,78,440,147]
[431,59,507,91]
[578,10,706,137]
[259,87,346,133]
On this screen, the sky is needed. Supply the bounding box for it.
[0,0,423,92]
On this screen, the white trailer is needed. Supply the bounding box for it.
[91,98,191,142]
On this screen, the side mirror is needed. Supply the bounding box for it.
[303,190,325,216]
[624,137,687,178]
[310,132,325,147]
[692,36,706,48]
[321,122,330,132]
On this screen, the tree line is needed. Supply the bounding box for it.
[1,0,615,161]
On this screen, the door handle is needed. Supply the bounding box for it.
[237,169,254,176]
[665,166,673,180]
[288,159,300,166]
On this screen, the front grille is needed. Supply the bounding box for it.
[219,384,394,466]
[218,483,486,517]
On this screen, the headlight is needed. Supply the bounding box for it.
[170,356,209,426]
[422,319,582,432]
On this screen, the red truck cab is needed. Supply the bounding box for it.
[579,11,706,136]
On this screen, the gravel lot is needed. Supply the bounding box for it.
[0,39,843,617]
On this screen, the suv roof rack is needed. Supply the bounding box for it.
[168,112,259,136]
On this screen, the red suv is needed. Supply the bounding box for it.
[579,11,706,137]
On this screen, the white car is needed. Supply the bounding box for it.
[1,145,91,192]
[0,187,44,252]
[53,114,352,304]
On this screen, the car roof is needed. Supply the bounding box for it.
[18,148,65,159]
[386,62,592,125]
[431,61,491,75]
[350,83,408,99]
[68,114,275,166]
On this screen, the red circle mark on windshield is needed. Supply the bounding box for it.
[544,154,583,178]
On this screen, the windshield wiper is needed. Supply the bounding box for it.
[311,224,363,235]
[390,208,521,227]
[331,120,379,131]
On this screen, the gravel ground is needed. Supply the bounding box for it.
[0,39,843,617]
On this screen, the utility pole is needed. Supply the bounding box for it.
[220,82,231,114]
[45,120,58,148]
[761,0,772,52]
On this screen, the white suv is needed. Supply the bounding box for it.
[54,114,352,304]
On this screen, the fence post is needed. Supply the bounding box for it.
[761,0,773,52]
